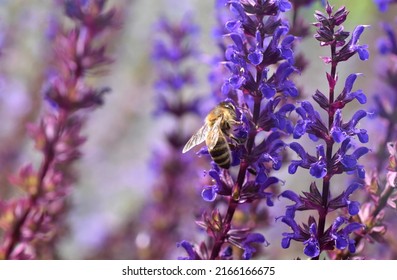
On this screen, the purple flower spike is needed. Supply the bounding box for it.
[279,3,369,259]
[0,0,119,260]
[150,15,210,259]
[186,0,298,260]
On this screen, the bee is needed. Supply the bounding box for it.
[182,101,241,169]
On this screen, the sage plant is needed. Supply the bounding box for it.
[0,0,119,259]
[179,0,297,260]
[279,2,370,259]
[335,15,397,259]
[134,15,206,260]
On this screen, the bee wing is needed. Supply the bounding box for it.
[206,117,222,150]
[182,124,209,153]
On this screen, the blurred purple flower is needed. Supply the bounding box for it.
[374,0,397,12]
[0,0,119,260]
[132,15,209,260]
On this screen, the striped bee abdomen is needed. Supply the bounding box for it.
[209,136,231,169]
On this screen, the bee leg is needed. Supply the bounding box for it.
[231,120,243,126]
[230,135,245,145]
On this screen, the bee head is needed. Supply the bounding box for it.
[220,101,236,112]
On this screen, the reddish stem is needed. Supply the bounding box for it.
[312,43,337,260]
[210,94,261,259]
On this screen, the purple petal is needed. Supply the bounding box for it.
[261,84,276,98]
[282,35,295,48]
[345,182,361,196]
[331,128,345,143]
[281,236,291,249]
[225,20,241,32]
[335,235,348,250]
[230,33,244,51]
[341,155,357,168]
[357,165,366,179]
[317,145,326,158]
[351,25,367,45]
[277,0,292,12]
[280,190,301,204]
[245,233,266,244]
[357,45,369,60]
[242,233,267,260]
[288,161,301,174]
[293,121,307,139]
[310,161,327,178]
[177,240,196,260]
[348,240,356,253]
[303,239,320,257]
[248,49,264,65]
[301,101,315,115]
[230,2,246,19]
[332,216,346,230]
[275,62,294,82]
[348,201,360,215]
[309,223,317,235]
[343,222,364,234]
[201,186,217,202]
[352,147,370,159]
[343,73,359,94]
[350,90,367,104]
[289,142,307,159]
[357,130,369,143]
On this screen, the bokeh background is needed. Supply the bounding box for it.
[0,0,396,259]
